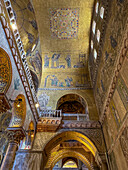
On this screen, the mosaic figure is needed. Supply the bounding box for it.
[65,55,71,68]
[38,92,50,109]
[50,76,58,86]
[65,77,73,87]
[51,54,60,68]
[44,55,50,68]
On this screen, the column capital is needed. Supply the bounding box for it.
[7,127,26,144]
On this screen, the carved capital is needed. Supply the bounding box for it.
[7,127,26,144]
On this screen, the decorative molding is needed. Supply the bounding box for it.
[62,120,101,129]
[37,117,62,132]
[38,87,93,91]
[0,0,39,122]
[7,127,26,144]
[100,28,128,124]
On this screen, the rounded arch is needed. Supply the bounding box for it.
[47,150,93,170]
[56,93,88,114]
[43,131,99,158]
[0,47,12,93]
[9,94,26,127]
[62,157,78,168]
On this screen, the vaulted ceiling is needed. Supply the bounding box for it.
[32,0,94,54]
[11,0,94,90]
[10,0,99,119]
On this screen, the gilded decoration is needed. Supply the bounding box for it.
[11,0,38,55]
[93,0,128,118]
[9,94,26,127]
[0,48,12,93]
[50,8,79,39]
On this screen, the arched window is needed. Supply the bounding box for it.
[95,2,99,14]
[94,49,97,60]
[92,21,96,34]
[91,40,93,49]
[100,7,104,19]
[97,29,100,42]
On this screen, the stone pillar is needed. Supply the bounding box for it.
[1,128,25,170]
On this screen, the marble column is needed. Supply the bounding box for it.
[1,128,25,170]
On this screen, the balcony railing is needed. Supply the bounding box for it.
[39,110,89,121]
[39,110,62,118]
[62,113,89,121]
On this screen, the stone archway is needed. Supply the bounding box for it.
[49,150,93,170]
[56,94,88,113]
[42,131,101,169]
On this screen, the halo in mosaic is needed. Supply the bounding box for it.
[50,8,79,39]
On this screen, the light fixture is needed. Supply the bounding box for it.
[31,134,34,138]
[9,98,22,107]
[35,103,39,108]
[10,22,17,30]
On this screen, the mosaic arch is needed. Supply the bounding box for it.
[9,94,26,127]
[0,47,12,93]
[49,150,92,170]
[56,93,88,114]
[43,131,99,158]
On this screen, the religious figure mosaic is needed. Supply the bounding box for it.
[50,8,79,39]
[0,48,12,93]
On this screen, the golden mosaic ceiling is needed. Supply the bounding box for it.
[33,0,94,54]
[32,0,94,90]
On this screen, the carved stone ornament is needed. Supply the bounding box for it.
[7,128,26,144]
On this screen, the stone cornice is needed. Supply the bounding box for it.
[0,0,39,122]
[62,120,101,129]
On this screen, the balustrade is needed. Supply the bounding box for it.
[39,110,62,118]
[39,110,89,121]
